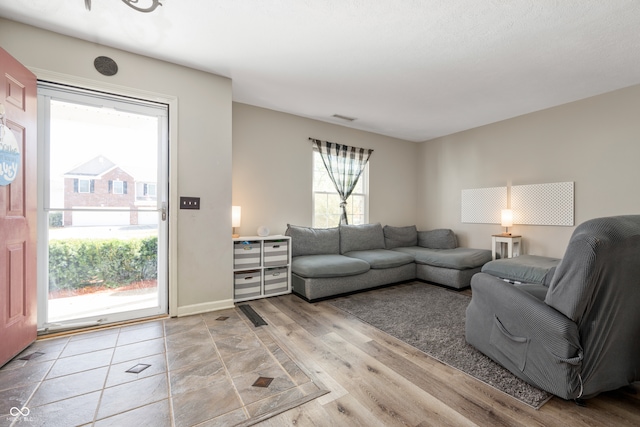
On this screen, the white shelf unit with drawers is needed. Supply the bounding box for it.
[232,235,292,302]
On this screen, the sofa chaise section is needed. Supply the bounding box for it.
[388,227,492,290]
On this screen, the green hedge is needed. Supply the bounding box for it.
[49,212,63,228]
[48,236,158,291]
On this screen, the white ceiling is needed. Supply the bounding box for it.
[2,0,640,142]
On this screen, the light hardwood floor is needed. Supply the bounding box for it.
[247,285,640,427]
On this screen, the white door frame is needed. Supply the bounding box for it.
[33,68,178,327]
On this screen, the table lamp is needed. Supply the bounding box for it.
[232,206,241,238]
[501,209,513,235]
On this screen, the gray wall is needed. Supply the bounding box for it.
[232,103,419,235]
[417,84,640,258]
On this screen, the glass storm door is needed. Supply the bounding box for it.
[37,83,168,331]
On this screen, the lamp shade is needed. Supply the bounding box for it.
[501,209,513,227]
[232,206,242,227]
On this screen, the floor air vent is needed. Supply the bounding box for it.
[238,304,268,327]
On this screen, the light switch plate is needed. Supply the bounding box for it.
[180,197,200,210]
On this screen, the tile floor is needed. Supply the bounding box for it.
[0,308,325,426]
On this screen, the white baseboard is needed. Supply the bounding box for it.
[176,299,235,317]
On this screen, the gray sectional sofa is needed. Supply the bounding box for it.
[286,223,492,301]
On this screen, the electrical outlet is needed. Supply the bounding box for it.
[180,197,200,210]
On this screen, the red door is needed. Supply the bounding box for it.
[0,47,37,366]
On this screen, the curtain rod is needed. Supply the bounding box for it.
[309,137,373,153]
[308,137,374,152]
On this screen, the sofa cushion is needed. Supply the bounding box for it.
[285,224,339,257]
[291,254,370,278]
[340,223,385,254]
[393,246,491,270]
[383,225,418,249]
[481,254,561,286]
[344,249,415,269]
[418,229,458,249]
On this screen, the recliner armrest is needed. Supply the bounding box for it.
[466,272,584,399]
[467,273,582,362]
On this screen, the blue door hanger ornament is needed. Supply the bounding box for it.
[0,103,20,187]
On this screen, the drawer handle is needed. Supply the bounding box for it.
[273,244,280,248]
[272,272,280,276]
[243,246,253,251]
[244,276,254,280]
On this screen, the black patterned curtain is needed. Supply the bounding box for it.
[310,138,373,225]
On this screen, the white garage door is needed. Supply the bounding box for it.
[138,211,158,225]
[72,208,130,226]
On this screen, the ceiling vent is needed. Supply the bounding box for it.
[332,114,357,122]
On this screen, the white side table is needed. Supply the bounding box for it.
[491,235,522,260]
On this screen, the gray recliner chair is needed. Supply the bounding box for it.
[465,215,640,400]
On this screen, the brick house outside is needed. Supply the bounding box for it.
[63,155,143,226]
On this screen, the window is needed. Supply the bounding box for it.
[109,180,127,194]
[135,182,157,201]
[78,179,90,193]
[74,178,94,193]
[113,180,124,194]
[312,149,368,227]
[146,183,157,197]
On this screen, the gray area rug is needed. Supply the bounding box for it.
[328,282,552,409]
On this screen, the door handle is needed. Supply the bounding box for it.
[161,203,167,221]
